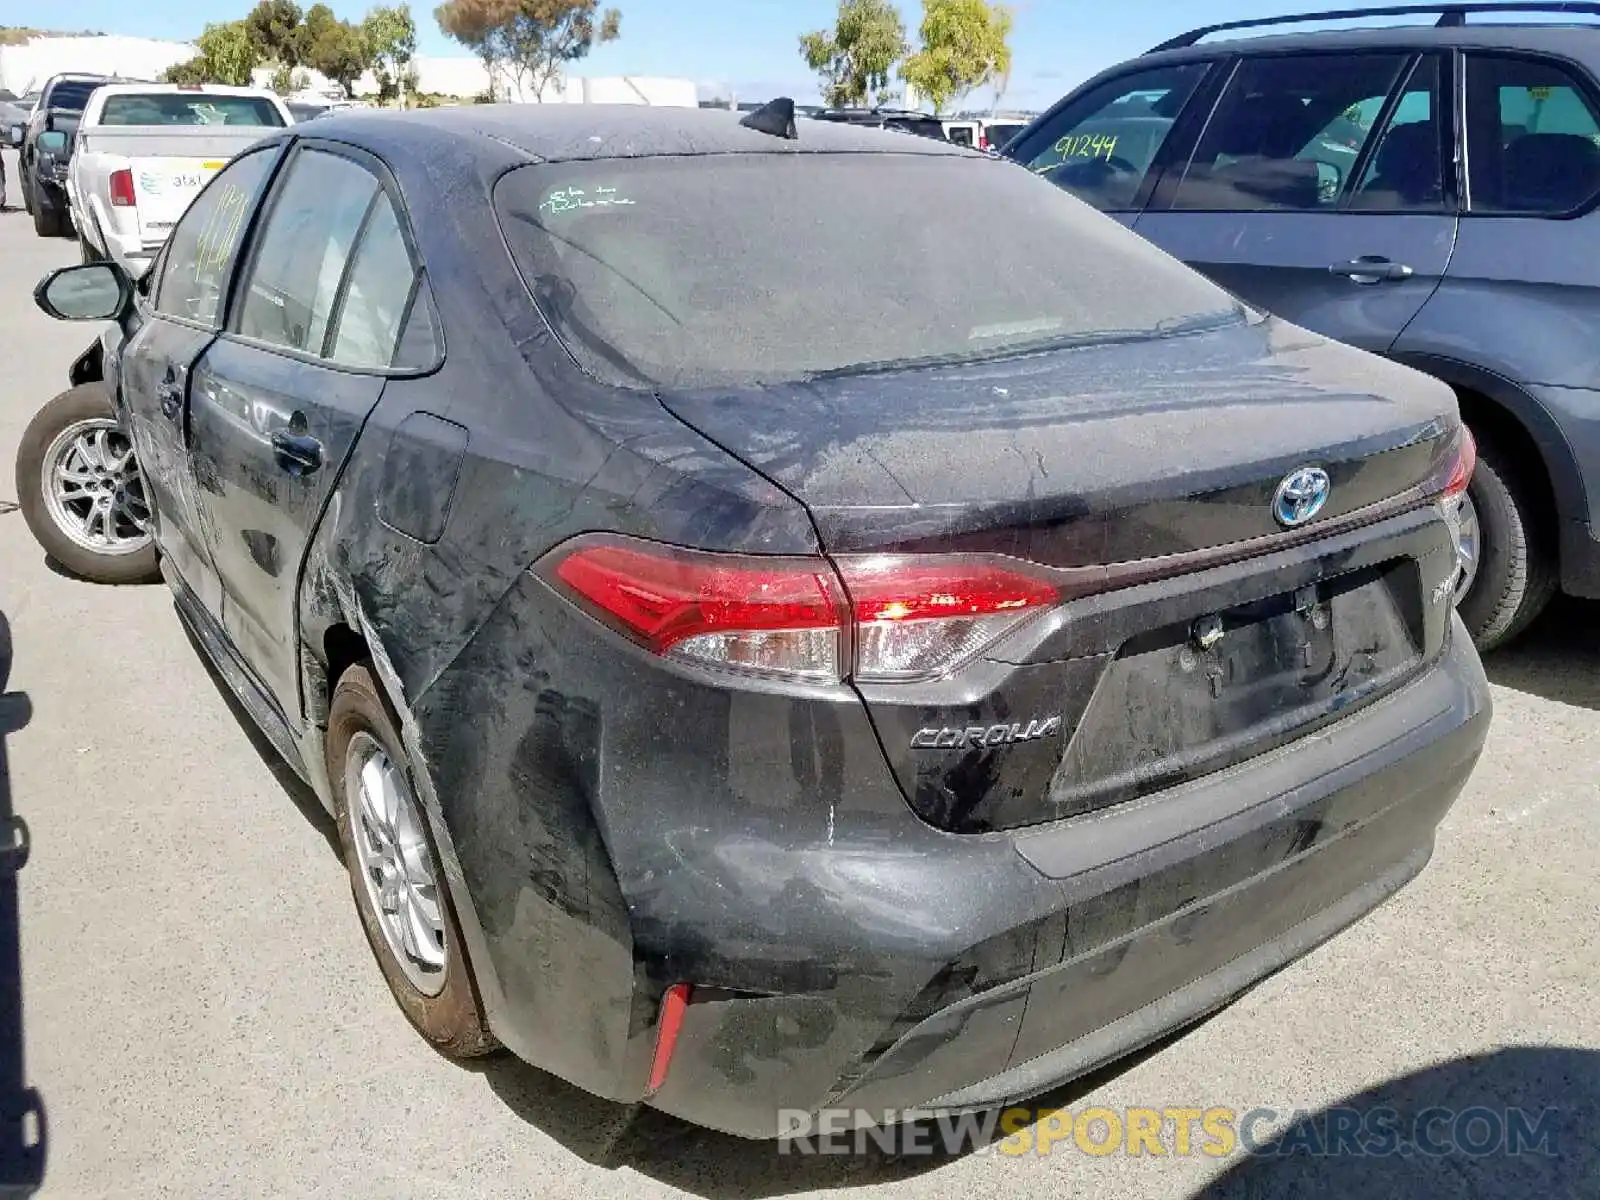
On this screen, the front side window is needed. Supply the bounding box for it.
[1170,53,1411,212]
[495,153,1244,391]
[235,148,379,356]
[1008,63,1210,211]
[154,147,277,327]
[1465,55,1600,215]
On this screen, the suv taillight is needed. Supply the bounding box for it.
[542,536,1058,684]
[109,168,135,207]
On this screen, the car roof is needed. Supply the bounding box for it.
[303,102,969,163]
[1142,20,1600,64]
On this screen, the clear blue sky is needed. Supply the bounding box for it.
[9,2,1421,108]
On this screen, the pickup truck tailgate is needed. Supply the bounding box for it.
[78,127,273,243]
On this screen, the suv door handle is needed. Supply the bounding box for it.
[270,430,323,476]
[1329,257,1414,284]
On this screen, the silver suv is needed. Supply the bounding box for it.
[1006,2,1600,650]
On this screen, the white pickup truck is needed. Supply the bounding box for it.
[66,83,292,276]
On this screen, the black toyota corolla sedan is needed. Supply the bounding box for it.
[15,100,1490,1138]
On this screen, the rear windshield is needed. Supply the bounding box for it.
[987,123,1026,147]
[47,80,100,112]
[100,93,285,127]
[494,153,1243,390]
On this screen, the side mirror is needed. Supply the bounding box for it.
[33,263,132,322]
[37,130,67,154]
[6,125,20,148]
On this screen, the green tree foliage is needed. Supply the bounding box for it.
[162,20,260,87]
[303,3,374,98]
[365,4,418,104]
[900,0,1012,114]
[245,0,306,67]
[435,0,620,102]
[799,0,909,109]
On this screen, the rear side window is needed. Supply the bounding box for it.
[1465,55,1600,215]
[1009,63,1209,211]
[494,153,1243,390]
[326,195,424,369]
[235,148,378,356]
[101,93,285,127]
[1170,53,1410,212]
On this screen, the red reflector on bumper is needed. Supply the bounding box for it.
[647,983,691,1094]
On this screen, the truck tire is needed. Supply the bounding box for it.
[15,383,160,585]
[1454,431,1557,652]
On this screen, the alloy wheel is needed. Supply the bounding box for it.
[343,732,448,996]
[40,418,152,556]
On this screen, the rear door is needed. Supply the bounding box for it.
[1003,60,1218,227]
[1135,50,1459,355]
[185,141,432,720]
[119,144,281,613]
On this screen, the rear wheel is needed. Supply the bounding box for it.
[326,663,498,1059]
[1454,430,1557,652]
[31,199,65,238]
[15,384,160,585]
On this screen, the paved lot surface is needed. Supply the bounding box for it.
[0,151,1596,1199]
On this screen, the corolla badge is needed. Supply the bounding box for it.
[1272,466,1332,528]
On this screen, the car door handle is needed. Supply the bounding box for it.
[1329,257,1414,283]
[270,431,323,476]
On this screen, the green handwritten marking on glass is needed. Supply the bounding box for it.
[539,185,637,216]
[1052,132,1120,162]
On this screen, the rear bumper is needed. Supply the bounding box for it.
[646,617,1489,1137]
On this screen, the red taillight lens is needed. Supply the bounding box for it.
[552,540,849,681]
[1440,424,1476,500]
[108,168,135,207]
[543,536,1060,684]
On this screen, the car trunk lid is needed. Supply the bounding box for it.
[657,316,1468,832]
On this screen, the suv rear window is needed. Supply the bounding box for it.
[494,154,1243,390]
[101,93,286,127]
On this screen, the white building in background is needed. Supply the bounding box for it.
[0,35,196,94]
[1,33,694,108]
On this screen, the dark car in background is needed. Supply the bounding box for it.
[809,105,949,139]
[1005,1,1600,650]
[15,101,1487,1138]
[11,72,132,238]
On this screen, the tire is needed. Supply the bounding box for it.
[15,384,161,585]
[1454,431,1558,652]
[20,173,32,215]
[327,663,498,1059]
[32,199,64,238]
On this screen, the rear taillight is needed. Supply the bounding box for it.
[834,555,1057,681]
[108,168,135,207]
[542,536,1059,684]
[1428,424,1476,501]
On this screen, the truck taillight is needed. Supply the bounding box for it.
[109,168,135,207]
[540,535,1059,685]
